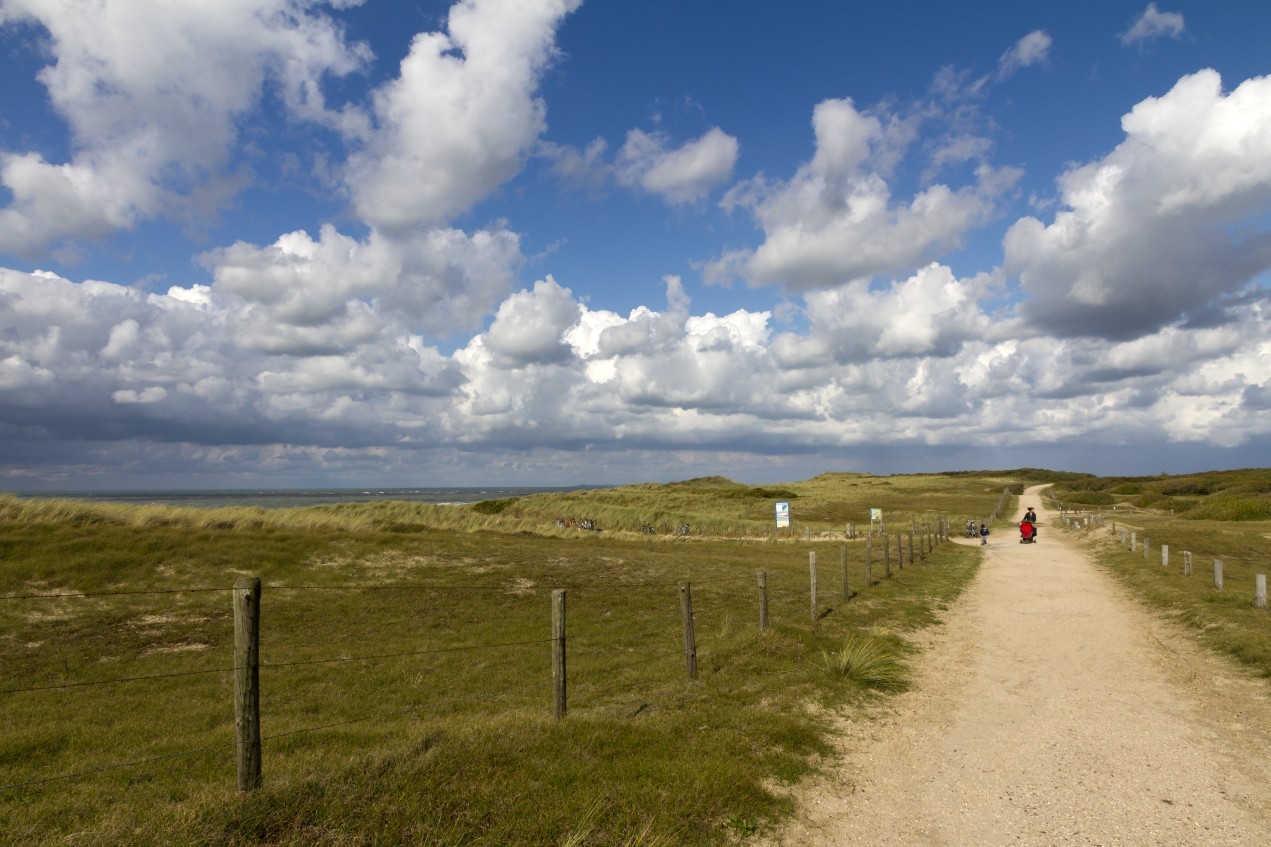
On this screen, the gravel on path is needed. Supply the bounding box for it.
[759,485,1271,846]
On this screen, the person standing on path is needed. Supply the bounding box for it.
[979,522,988,545]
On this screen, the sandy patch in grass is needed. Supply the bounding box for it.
[144,642,211,655]
[505,577,536,596]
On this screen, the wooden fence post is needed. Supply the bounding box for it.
[1161,544,1169,569]
[1184,551,1193,576]
[908,530,916,567]
[865,536,873,586]
[884,534,891,578]
[757,571,768,631]
[1131,531,1137,552]
[840,544,849,601]
[1256,575,1267,610]
[1143,538,1150,560]
[552,589,567,719]
[896,535,904,571]
[233,577,262,793]
[680,582,697,680]
[809,552,818,622]
[1214,559,1224,591]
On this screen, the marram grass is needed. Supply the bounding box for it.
[820,634,910,692]
[0,471,1051,845]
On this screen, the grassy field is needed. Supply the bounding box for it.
[0,471,1020,845]
[1045,470,1271,679]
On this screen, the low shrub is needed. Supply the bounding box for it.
[1185,496,1271,521]
[1061,491,1117,506]
[820,634,909,692]
[469,498,515,515]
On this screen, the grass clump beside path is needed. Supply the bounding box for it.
[1044,471,1271,679]
[0,472,1013,846]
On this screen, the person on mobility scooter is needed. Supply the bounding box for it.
[1019,518,1036,543]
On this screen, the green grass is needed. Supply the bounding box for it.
[1044,476,1271,679]
[0,472,1019,845]
[820,633,909,692]
[1049,468,1271,520]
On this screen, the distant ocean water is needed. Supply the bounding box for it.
[14,486,606,510]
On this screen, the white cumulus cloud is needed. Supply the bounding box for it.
[0,0,370,256]
[616,127,740,205]
[346,0,582,232]
[1004,70,1271,339]
[712,96,1019,291]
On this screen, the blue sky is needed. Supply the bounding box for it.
[0,0,1269,489]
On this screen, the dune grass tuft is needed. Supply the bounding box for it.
[821,634,909,691]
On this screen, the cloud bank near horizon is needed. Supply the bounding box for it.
[0,1,1267,487]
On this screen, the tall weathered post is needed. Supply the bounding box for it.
[757,571,768,630]
[552,589,567,719]
[234,578,262,792]
[865,536,873,586]
[840,544,849,600]
[680,582,698,679]
[809,552,818,622]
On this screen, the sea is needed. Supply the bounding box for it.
[11,486,606,510]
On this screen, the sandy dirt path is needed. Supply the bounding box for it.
[759,485,1271,846]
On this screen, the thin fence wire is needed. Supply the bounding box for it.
[0,741,230,794]
[2,664,231,696]
[0,677,558,794]
[0,575,763,604]
[1,586,230,601]
[260,638,553,671]
[3,638,556,696]
[0,542,970,797]
[568,624,677,648]
[261,678,553,746]
[568,650,678,691]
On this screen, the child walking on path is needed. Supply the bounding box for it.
[980,523,989,545]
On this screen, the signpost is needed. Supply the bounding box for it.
[870,507,882,533]
[775,500,791,529]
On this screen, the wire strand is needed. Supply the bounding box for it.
[0,741,228,793]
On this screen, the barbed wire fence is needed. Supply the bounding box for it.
[1054,508,1268,608]
[0,518,956,796]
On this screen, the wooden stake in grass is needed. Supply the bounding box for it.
[1214,559,1224,591]
[840,544,849,601]
[865,536,873,586]
[1184,551,1193,576]
[233,577,262,793]
[809,552,818,622]
[552,589,567,719]
[1256,575,1267,610]
[680,582,697,680]
[757,570,768,630]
